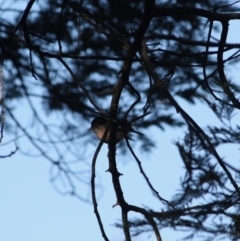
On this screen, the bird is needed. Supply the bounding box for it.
[89,116,143,143]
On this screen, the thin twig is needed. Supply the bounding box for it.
[0,141,18,158]
[125,137,176,210]
[58,57,104,114]
[0,68,5,143]
[91,130,110,241]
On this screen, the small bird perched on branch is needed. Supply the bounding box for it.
[89,113,149,143]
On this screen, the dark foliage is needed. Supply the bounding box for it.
[1,0,240,240]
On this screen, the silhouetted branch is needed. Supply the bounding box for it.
[91,133,109,241]
[0,141,18,158]
[0,68,4,143]
[217,20,240,109]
